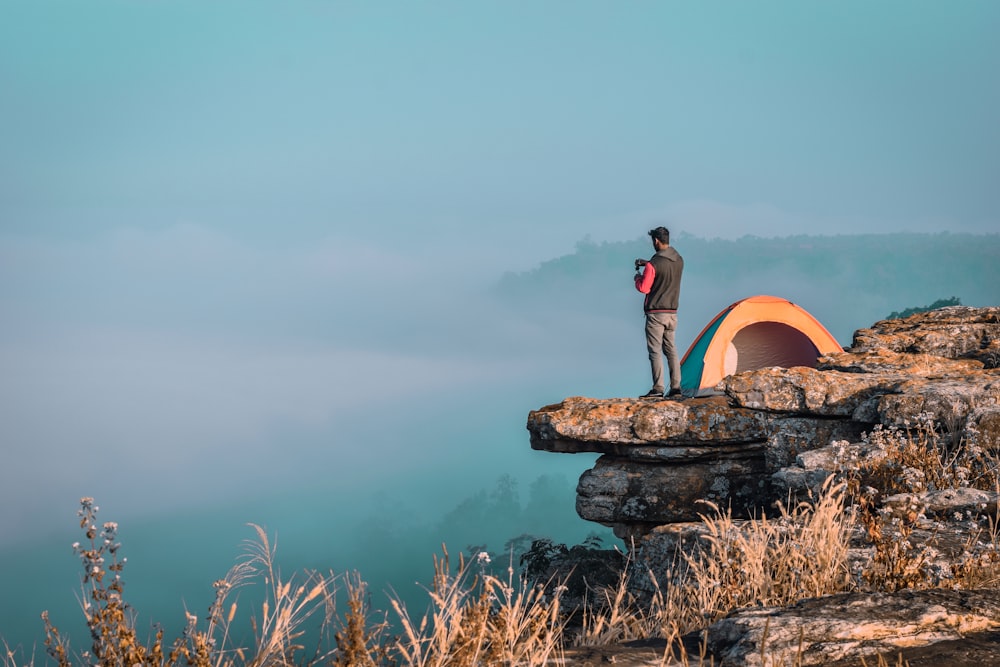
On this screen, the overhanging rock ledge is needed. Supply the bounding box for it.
[526,306,1000,537]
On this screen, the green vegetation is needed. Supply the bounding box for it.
[886,296,962,320]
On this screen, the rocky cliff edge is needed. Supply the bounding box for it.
[528,305,1000,666]
[528,306,1000,536]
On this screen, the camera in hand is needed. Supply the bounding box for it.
[634,258,648,271]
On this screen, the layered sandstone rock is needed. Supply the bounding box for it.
[527,307,1000,535]
[705,588,1000,667]
[851,306,1000,366]
[530,306,1000,666]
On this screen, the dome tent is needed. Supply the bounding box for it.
[679,295,843,397]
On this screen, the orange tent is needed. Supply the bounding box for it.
[680,295,843,396]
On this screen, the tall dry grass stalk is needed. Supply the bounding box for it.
[36,500,342,667]
[575,564,656,646]
[332,573,390,667]
[389,548,566,667]
[681,478,853,623]
[240,523,339,667]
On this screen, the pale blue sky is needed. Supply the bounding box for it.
[1,0,998,550]
[3,1,998,256]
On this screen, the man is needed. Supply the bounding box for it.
[634,226,684,399]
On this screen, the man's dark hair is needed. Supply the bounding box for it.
[648,226,670,244]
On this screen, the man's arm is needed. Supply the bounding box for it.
[635,262,655,294]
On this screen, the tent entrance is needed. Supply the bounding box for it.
[680,295,842,397]
[723,321,822,376]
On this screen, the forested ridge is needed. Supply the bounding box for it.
[493,232,1000,345]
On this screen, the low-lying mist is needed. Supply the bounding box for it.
[2,228,997,649]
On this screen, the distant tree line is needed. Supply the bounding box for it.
[491,232,1000,345]
[886,296,962,320]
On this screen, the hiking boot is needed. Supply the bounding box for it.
[667,388,684,399]
[640,389,664,399]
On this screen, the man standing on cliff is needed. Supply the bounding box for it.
[635,226,684,399]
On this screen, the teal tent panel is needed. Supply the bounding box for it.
[680,314,726,393]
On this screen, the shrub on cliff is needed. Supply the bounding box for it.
[886,296,962,320]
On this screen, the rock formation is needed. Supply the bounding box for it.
[560,589,1000,667]
[528,306,1000,538]
[705,588,1000,667]
[527,306,1000,666]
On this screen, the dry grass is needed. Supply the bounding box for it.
[15,502,569,667]
[949,508,1000,589]
[568,478,855,662]
[7,413,999,666]
[681,478,853,620]
[574,558,666,647]
[838,415,1000,592]
[34,500,342,667]
[843,415,1000,498]
[389,548,565,667]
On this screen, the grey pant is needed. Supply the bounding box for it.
[645,312,680,392]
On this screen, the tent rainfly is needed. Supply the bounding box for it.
[679,295,843,397]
